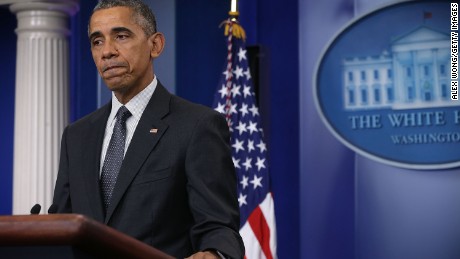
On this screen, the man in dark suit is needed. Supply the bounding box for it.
[52,0,244,258]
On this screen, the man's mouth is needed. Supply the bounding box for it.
[103,66,121,72]
[102,63,126,72]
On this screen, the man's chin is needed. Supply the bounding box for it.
[103,78,127,92]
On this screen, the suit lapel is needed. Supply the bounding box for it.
[82,103,111,223]
[105,84,171,223]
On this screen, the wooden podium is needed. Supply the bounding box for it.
[0,214,174,259]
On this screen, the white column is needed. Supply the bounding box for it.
[10,1,78,214]
[432,49,441,101]
[392,52,405,102]
[412,50,420,101]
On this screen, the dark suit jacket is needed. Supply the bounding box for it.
[53,83,244,259]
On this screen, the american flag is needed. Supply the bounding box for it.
[213,20,277,259]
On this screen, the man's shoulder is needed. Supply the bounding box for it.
[170,94,219,116]
[67,103,110,131]
[166,95,227,126]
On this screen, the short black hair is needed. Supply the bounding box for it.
[89,0,157,37]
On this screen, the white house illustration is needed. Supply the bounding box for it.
[343,26,453,110]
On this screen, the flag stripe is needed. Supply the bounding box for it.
[260,193,277,258]
[248,205,273,259]
[240,221,267,259]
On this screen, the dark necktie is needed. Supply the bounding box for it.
[101,106,132,211]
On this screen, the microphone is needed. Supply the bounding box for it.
[30,204,41,214]
[48,204,58,214]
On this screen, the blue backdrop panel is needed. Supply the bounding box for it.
[70,0,99,121]
[175,0,228,106]
[299,0,355,258]
[0,8,17,215]
[353,1,460,258]
[239,0,301,258]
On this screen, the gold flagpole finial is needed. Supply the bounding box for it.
[229,0,239,18]
[222,0,246,40]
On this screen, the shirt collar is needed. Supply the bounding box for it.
[107,76,158,125]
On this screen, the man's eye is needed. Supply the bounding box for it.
[92,39,102,46]
[117,34,128,40]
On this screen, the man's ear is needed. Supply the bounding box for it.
[149,32,165,59]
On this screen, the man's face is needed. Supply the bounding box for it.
[89,7,154,96]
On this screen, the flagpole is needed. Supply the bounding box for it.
[229,0,239,19]
[222,0,246,125]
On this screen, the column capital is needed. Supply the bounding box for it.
[9,0,79,35]
[9,0,79,16]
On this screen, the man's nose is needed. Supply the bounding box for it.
[102,40,118,59]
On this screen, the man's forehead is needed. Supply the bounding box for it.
[92,6,133,18]
[89,7,138,33]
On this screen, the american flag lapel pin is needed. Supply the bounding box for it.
[149,128,158,134]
